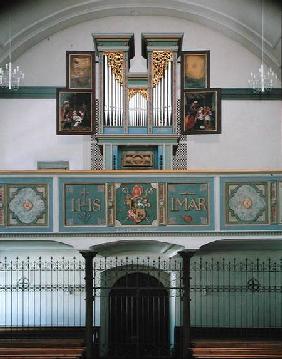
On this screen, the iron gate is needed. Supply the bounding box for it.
[92,256,183,359]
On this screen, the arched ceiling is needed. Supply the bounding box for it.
[0,0,281,76]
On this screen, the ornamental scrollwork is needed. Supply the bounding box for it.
[152,50,173,87]
[105,51,124,84]
[128,88,148,100]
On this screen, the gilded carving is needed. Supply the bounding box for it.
[128,88,148,100]
[152,50,173,87]
[122,151,153,168]
[105,52,124,84]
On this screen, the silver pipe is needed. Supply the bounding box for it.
[104,55,108,126]
[164,66,168,126]
[168,61,172,126]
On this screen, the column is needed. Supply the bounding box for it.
[178,250,196,359]
[80,250,97,359]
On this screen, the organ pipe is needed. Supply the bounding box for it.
[103,52,124,127]
[128,89,148,127]
[152,51,173,127]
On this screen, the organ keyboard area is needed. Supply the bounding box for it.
[94,33,182,133]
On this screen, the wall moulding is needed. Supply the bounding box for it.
[0,87,281,100]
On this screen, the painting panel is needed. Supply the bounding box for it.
[56,89,94,135]
[66,51,95,89]
[167,183,210,225]
[7,184,48,226]
[182,51,210,89]
[64,184,106,226]
[115,183,158,226]
[182,89,221,134]
[225,182,268,225]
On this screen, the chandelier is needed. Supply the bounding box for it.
[248,0,278,93]
[0,19,24,90]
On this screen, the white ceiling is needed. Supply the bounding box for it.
[0,0,281,76]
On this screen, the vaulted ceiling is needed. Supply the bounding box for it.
[0,0,281,76]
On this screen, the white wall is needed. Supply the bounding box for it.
[0,15,281,170]
[16,16,278,88]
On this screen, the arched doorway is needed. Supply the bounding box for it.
[108,272,169,358]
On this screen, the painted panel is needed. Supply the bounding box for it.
[0,178,53,232]
[115,183,158,226]
[117,146,158,170]
[167,183,210,226]
[7,184,48,226]
[64,184,106,226]
[225,182,268,225]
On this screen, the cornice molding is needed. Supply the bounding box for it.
[0,231,282,238]
[0,87,281,100]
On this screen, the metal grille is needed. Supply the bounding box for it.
[0,255,281,356]
[0,256,85,327]
[190,257,282,329]
[93,256,183,359]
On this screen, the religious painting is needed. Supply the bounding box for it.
[167,183,210,226]
[56,89,94,135]
[182,89,221,134]
[66,51,95,89]
[182,51,210,89]
[115,183,158,226]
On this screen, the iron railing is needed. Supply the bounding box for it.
[0,255,281,332]
[0,256,85,327]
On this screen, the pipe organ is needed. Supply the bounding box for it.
[128,88,148,127]
[93,33,183,170]
[103,52,124,127]
[152,51,173,127]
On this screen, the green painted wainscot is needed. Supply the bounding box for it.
[1,171,282,234]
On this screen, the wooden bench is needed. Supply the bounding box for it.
[0,348,85,359]
[191,340,282,358]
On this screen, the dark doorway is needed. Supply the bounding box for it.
[108,272,169,359]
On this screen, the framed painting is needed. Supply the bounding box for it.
[182,89,221,135]
[56,88,95,135]
[182,51,210,89]
[66,51,95,89]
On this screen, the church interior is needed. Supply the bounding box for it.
[0,0,281,358]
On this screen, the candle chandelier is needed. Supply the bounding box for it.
[0,18,24,90]
[248,0,278,93]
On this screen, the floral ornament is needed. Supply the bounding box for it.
[229,184,266,222]
[9,187,46,224]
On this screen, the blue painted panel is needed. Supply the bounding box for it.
[59,176,215,233]
[128,127,147,134]
[104,127,124,134]
[220,176,282,231]
[0,177,53,232]
[152,127,173,134]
